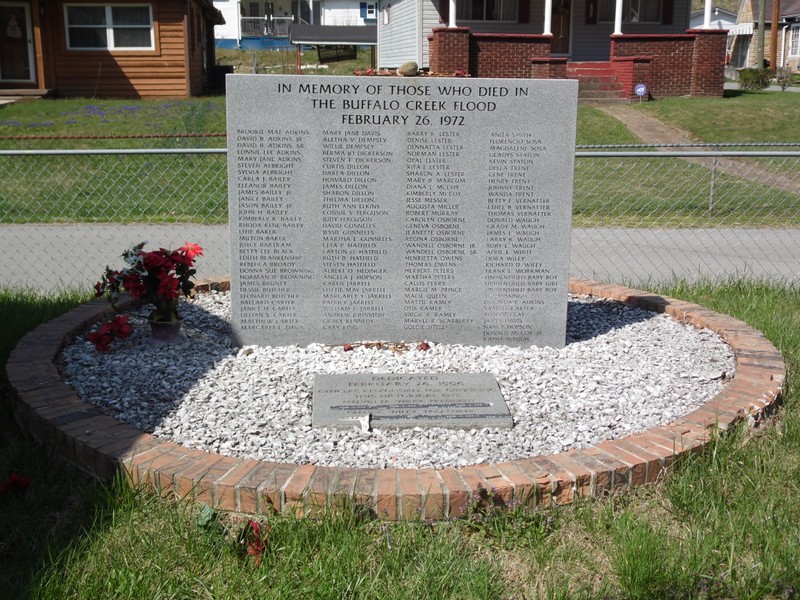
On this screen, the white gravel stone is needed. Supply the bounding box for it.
[60,291,735,469]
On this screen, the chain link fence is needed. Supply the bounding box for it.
[1,145,798,292]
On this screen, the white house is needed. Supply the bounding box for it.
[690,6,736,29]
[213,0,377,46]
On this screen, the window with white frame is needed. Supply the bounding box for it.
[65,4,154,50]
[457,0,518,21]
[790,24,800,57]
[359,2,377,20]
[599,0,661,23]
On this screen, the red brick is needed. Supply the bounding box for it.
[437,467,472,518]
[173,453,227,499]
[211,458,261,511]
[398,469,421,519]
[236,461,279,514]
[376,469,398,520]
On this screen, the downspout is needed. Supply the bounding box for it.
[781,23,789,66]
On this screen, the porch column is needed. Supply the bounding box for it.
[702,0,712,28]
[614,0,623,34]
[543,0,552,35]
[449,0,456,27]
[308,0,314,24]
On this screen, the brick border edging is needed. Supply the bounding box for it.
[6,278,785,519]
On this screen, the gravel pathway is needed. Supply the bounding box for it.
[60,291,734,469]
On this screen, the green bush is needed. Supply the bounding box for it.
[775,67,793,91]
[738,68,772,91]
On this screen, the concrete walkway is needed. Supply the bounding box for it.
[596,105,800,197]
[1,223,797,292]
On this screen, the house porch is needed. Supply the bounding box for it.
[428,28,728,99]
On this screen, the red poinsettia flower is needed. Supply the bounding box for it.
[142,249,173,273]
[109,315,133,339]
[179,242,204,262]
[122,272,147,300]
[92,241,203,350]
[87,327,113,352]
[158,275,181,300]
[0,472,31,498]
[242,519,269,567]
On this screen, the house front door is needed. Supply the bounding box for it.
[0,1,34,83]
[551,0,571,55]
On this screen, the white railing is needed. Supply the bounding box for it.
[239,16,293,38]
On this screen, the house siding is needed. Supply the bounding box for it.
[378,0,420,67]
[323,0,377,25]
[214,0,240,40]
[47,0,200,98]
[421,0,441,65]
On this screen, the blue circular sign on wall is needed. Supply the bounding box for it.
[634,83,648,97]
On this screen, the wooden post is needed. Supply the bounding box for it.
[756,0,766,68]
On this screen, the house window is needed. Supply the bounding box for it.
[359,3,377,20]
[65,4,154,50]
[457,0,518,21]
[598,0,661,23]
[790,24,800,58]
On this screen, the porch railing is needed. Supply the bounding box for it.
[240,16,293,38]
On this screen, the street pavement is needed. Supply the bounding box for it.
[2,223,796,292]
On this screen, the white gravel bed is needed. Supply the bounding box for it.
[60,291,735,469]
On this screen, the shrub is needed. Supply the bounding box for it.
[775,67,793,91]
[738,68,772,91]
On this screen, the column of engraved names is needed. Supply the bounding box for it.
[484,132,553,343]
[235,128,309,332]
[403,129,470,333]
[321,129,393,332]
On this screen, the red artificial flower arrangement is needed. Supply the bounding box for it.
[0,472,31,499]
[90,241,203,351]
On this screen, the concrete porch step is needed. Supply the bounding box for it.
[567,62,626,100]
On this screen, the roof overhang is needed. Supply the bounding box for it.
[727,23,754,35]
[289,25,377,46]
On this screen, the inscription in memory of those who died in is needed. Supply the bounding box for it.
[226,75,578,348]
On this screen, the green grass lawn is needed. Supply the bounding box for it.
[1,89,799,597]
[640,91,800,145]
[216,46,375,76]
[1,94,797,226]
